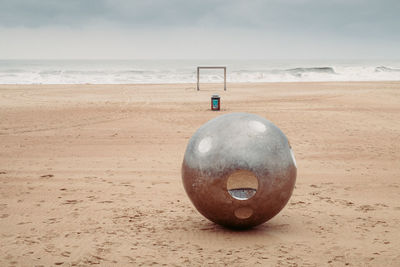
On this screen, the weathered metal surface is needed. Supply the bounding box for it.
[181,113,297,229]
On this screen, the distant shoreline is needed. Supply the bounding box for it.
[1,80,400,86]
[1,59,400,84]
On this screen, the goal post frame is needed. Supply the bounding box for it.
[197,66,227,91]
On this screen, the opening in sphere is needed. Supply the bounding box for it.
[234,207,253,219]
[227,170,258,200]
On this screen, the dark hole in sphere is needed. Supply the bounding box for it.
[228,188,257,200]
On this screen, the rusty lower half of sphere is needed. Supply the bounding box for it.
[181,113,297,229]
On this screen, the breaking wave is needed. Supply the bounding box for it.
[375,66,400,72]
[0,60,399,84]
[286,67,336,75]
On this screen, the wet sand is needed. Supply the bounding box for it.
[0,82,399,266]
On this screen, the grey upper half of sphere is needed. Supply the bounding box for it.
[183,113,296,180]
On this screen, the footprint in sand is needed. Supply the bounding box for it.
[356,204,387,212]
[356,205,375,212]
[40,174,54,178]
[61,251,71,257]
[62,200,79,205]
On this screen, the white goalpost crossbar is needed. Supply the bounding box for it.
[197,66,227,91]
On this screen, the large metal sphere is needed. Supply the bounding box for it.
[181,113,297,229]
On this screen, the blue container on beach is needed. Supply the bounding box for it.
[211,95,220,111]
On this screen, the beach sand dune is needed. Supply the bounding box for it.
[0,82,399,266]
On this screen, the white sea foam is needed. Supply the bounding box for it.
[0,60,399,84]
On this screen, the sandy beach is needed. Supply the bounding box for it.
[0,81,399,266]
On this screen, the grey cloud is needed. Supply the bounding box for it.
[0,0,107,27]
[0,0,399,59]
[0,0,221,27]
[1,0,399,37]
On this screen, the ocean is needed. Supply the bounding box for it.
[0,59,400,84]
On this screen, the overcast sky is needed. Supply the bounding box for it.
[0,0,399,60]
